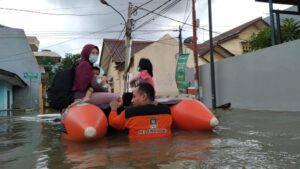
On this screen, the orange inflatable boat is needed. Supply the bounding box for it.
[61,103,108,142]
[168,98,219,130]
[61,98,218,141]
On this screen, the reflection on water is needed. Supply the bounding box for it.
[0,109,300,169]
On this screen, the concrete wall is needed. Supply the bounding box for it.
[0,26,40,109]
[187,39,300,111]
[0,81,13,110]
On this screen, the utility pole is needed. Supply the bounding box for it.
[124,2,133,93]
[269,0,276,45]
[192,0,200,100]
[99,0,132,93]
[208,0,216,109]
[178,26,183,55]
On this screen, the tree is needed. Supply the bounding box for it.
[281,18,300,42]
[249,27,272,51]
[56,53,80,71]
[248,18,300,51]
[47,53,80,86]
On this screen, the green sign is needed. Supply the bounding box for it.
[175,53,190,89]
[177,81,190,89]
[23,72,39,79]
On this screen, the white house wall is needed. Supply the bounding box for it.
[133,35,180,96]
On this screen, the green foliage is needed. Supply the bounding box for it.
[46,53,80,86]
[248,18,300,51]
[249,27,272,50]
[56,53,80,70]
[281,18,300,42]
[40,57,58,86]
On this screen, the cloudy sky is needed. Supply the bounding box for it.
[0,0,290,57]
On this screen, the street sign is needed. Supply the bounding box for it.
[23,72,39,79]
[176,81,190,89]
[175,53,190,89]
[175,53,189,81]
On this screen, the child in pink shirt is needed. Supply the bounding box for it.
[130,58,154,88]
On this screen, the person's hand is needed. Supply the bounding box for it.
[100,76,107,84]
[82,96,91,102]
[110,100,121,111]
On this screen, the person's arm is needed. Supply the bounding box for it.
[90,76,108,92]
[82,87,93,102]
[109,100,126,130]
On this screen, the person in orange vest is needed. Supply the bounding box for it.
[109,83,172,139]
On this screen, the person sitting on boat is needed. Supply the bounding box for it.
[109,83,172,139]
[83,66,109,102]
[129,58,154,88]
[72,44,120,106]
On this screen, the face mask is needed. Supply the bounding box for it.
[137,67,141,72]
[89,55,98,63]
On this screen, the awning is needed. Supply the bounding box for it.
[0,69,27,87]
[255,0,299,5]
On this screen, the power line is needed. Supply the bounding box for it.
[137,6,191,27]
[106,26,126,61]
[42,24,122,48]
[182,0,192,29]
[182,0,190,23]
[134,0,171,21]
[135,0,181,30]
[133,0,153,14]
[134,0,191,30]
[0,7,126,16]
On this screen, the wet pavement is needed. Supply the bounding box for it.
[0,108,299,169]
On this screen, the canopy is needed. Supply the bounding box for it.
[255,0,299,5]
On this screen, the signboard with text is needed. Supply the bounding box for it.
[175,53,190,89]
[23,72,39,79]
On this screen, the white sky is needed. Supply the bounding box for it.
[0,0,291,57]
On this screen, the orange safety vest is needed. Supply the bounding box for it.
[109,104,172,139]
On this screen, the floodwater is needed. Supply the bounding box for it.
[0,109,300,169]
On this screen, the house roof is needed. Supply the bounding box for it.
[255,0,299,5]
[102,39,153,63]
[0,69,27,87]
[186,17,268,57]
[34,50,61,58]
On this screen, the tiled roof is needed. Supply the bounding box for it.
[204,17,267,45]
[186,17,268,57]
[103,39,153,63]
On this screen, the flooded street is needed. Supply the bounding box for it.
[0,109,300,169]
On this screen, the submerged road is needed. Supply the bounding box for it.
[0,109,299,168]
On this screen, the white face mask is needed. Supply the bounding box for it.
[89,55,98,63]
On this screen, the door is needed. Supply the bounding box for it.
[7,90,10,110]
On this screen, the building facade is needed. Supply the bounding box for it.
[0,25,41,110]
[100,18,268,96]
[0,69,27,110]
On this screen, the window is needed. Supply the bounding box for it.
[241,41,252,53]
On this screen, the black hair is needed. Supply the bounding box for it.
[138,58,153,77]
[92,67,100,71]
[137,83,155,101]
